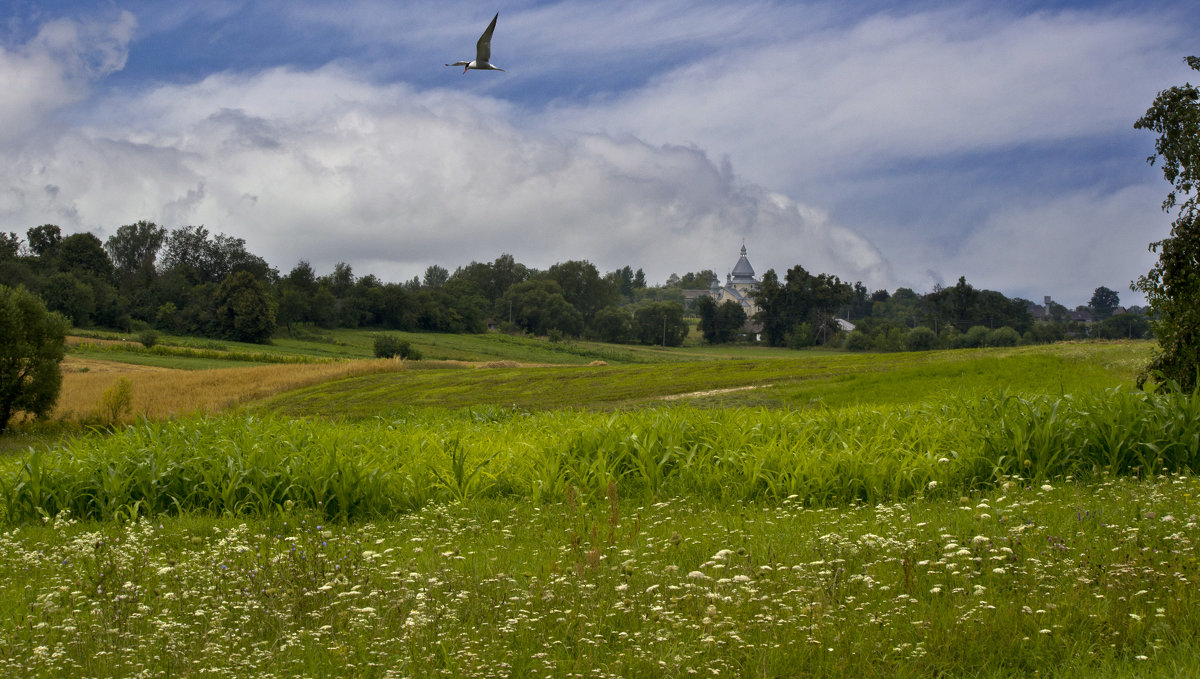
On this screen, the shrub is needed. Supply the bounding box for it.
[903,326,938,351]
[954,325,991,349]
[373,335,421,360]
[986,327,1021,347]
[97,378,133,425]
[844,330,873,351]
[138,329,160,348]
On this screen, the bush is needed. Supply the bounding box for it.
[96,378,133,425]
[954,325,991,349]
[373,335,421,360]
[844,330,873,351]
[986,327,1021,347]
[903,326,938,351]
[138,329,160,348]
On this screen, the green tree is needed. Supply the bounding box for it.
[545,260,620,323]
[41,272,95,326]
[633,302,688,347]
[1133,56,1200,390]
[1089,286,1120,319]
[423,265,450,288]
[105,220,166,278]
[0,285,68,434]
[26,224,62,258]
[502,279,583,336]
[59,232,113,282]
[1094,313,1152,340]
[696,296,747,344]
[754,265,852,346]
[589,306,633,343]
[214,271,277,343]
[0,232,19,260]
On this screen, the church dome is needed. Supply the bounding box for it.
[730,244,756,285]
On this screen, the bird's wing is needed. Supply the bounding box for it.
[446,61,470,67]
[476,13,498,63]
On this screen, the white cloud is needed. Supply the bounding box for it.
[946,184,1170,305]
[4,63,889,287]
[3,1,1190,306]
[540,7,1181,192]
[0,11,135,146]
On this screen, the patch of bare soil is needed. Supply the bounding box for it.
[660,384,769,400]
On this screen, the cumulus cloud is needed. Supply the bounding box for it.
[0,11,135,145]
[540,7,1181,191]
[4,1,1192,305]
[4,63,889,287]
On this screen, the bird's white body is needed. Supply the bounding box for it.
[447,13,504,74]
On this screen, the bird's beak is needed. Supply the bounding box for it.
[463,65,469,74]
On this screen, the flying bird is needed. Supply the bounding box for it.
[446,13,505,74]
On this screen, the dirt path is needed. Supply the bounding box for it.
[661,384,769,401]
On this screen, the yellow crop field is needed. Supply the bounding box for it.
[54,357,407,422]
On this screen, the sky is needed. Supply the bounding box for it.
[2,0,1197,307]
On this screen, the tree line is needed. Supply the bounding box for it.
[0,222,699,345]
[0,221,1149,351]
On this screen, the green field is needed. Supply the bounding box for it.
[2,337,1198,677]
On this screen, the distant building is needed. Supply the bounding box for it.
[708,243,761,316]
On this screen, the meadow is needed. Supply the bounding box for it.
[1,336,1198,677]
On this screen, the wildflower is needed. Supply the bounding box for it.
[687,571,709,581]
[1041,484,1053,492]
[927,481,938,491]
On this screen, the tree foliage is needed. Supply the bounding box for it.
[1089,286,1120,319]
[1134,56,1200,390]
[214,271,277,343]
[633,302,688,347]
[696,296,747,344]
[754,265,853,347]
[0,285,67,434]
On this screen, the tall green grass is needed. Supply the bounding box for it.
[260,344,1149,415]
[5,385,1197,523]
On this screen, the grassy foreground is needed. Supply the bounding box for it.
[2,339,1198,677]
[2,477,1198,677]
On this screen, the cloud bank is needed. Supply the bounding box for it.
[2,1,1195,306]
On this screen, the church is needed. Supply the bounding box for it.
[708,243,760,316]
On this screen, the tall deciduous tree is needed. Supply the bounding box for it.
[1134,56,1200,390]
[26,224,62,258]
[214,271,277,343]
[105,220,167,277]
[0,285,68,434]
[1089,286,1120,319]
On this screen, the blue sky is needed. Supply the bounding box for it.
[3,0,1197,306]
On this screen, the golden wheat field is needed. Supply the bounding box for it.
[55,357,407,422]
